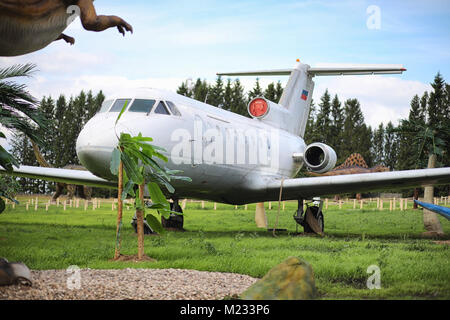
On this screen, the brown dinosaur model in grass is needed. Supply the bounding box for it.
[307,153,390,200]
[31,140,92,202]
[0,0,133,56]
[308,153,389,177]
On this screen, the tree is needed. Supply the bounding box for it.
[315,90,332,144]
[0,64,47,170]
[264,83,277,102]
[329,94,344,161]
[339,98,373,166]
[372,123,385,166]
[0,64,48,208]
[177,81,192,98]
[207,76,224,108]
[223,79,233,111]
[230,79,248,117]
[303,99,316,145]
[248,78,263,102]
[392,72,449,235]
[427,72,446,129]
[274,81,284,103]
[383,121,398,170]
[9,90,108,197]
[193,78,209,102]
[111,104,191,260]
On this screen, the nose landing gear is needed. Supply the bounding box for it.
[131,199,184,234]
[161,200,184,231]
[293,198,324,235]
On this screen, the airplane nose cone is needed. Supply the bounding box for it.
[76,115,135,181]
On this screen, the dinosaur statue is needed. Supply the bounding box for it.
[31,140,92,202]
[307,153,390,200]
[308,153,389,177]
[0,0,133,56]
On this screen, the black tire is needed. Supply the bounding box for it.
[161,202,184,230]
[303,206,324,234]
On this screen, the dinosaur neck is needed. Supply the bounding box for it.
[31,140,53,168]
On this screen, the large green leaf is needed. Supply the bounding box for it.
[120,151,143,185]
[121,180,136,199]
[147,182,169,206]
[110,148,121,176]
[145,214,165,234]
[115,100,130,125]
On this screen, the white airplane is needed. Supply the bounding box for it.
[2,61,450,233]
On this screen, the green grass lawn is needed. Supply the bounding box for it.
[0,197,449,299]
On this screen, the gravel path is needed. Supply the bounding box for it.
[0,269,258,300]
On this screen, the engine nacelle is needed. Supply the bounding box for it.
[247,97,290,130]
[303,143,337,173]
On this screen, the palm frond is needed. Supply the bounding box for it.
[0,63,37,81]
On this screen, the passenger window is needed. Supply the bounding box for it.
[165,101,181,116]
[154,101,170,115]
[98,100,114,113]
[110,99,131,112]
[129,99,156,113]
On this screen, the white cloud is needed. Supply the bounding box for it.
[313,75,431,128]
[0,47,105,74]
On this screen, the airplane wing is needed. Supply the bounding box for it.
[254,168,450,201]
[0,165,116,189]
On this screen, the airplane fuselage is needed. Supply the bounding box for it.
[76,88,305,204]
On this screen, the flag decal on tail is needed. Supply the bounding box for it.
[301,90,309,100]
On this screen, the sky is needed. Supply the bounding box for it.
[1,0,449,145]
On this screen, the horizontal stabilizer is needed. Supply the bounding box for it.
[217,69,292,77]
[217,64,406,77]
[308,64,406,76]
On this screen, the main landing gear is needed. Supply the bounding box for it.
[293,198,324,235]
[161,200,184,231]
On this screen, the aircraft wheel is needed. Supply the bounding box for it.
[161,202,184,231]
[303,206,324,234]
[131,215,156,235]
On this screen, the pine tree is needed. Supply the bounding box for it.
[54,95,67,167]
[274,81,284,103]
[329,94,344,160]
[193,78,209,102]
[419,92,428,122]
[360,125,373,167]
[177,81,192,97]
[223,79,233,111]
[264,83,277,102]
[372,123,385,166]
[341,98,370,161]
[384,121,398,170]
[248,78,263,102]
[428,72,446,128]
[303,99,316,145]
[315,89,332,144]
[207,76,224,108]
[230,79,248,117]
[408,95,422,123]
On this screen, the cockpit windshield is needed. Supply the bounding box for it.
[109,99,131,112]
[98,100,114,113]
[128,99,156,113]
[102,98,182,117]
[166,101,181,116]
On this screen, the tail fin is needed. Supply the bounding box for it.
[218,62,406,137]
